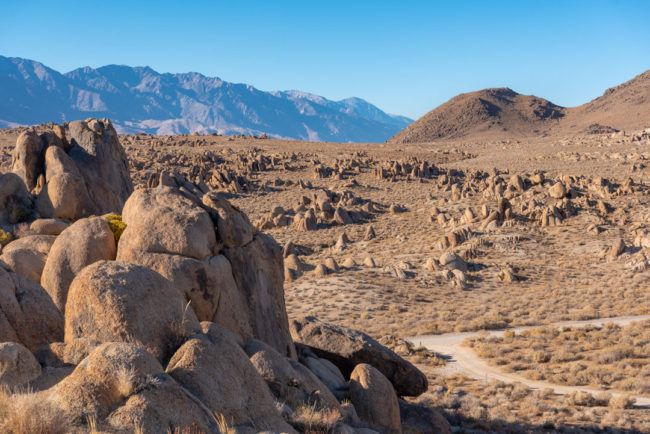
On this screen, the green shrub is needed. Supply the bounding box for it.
[104,214,126,242]
[0,230,13,247]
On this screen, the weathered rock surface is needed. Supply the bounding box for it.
[0,267,64,351]
[349,363,401,433]
[119,187,216,260]
[118,187,293,356]
[225,233,297,358]
[36,146,93,220]
[50,342,164,420]
[202,191,254,248]
[35,337,101,368]
[64,261,200,363]
[245,338,340,411]
[0,234,56,283]
[0,341,42,389]
[11,131,45,192]
[0,172,32,225]
[290,316,427,396]
[167,324,294,432]
[29,218,69,235]
[107,373,215,433]
[67,119,133,214]
[41,217,116,312]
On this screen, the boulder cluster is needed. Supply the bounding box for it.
[256,188,379,232]
[0,120,449,433]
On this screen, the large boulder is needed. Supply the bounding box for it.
[11,131,45,192]
[119,187,217,260]
[245,338,340,411]
[40,217,116,312]
[64,261,200,364]
[118,251,255,343]
[0,172,33,225]
[50,342,164,420]
[225,232,296,359]
[0,341,42,389]
[29,218,69,236]
[290,316,427,397]
[166,324,294,432]
[67,119,133,214]
[0,235,56,284]
[106,374,216,433]
[349,364,401,434]
[0,267,64,351]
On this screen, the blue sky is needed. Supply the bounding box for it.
[1,1,649,119]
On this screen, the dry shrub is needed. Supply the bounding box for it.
[609,394,636,409]
[287,402,341,433]
[0,388,70,434]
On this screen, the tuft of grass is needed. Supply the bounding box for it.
[287,402,341,433]
[213,413,236,434]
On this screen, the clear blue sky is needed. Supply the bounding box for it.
[1,1,649,119]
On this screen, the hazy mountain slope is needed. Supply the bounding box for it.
[0,56,412,142]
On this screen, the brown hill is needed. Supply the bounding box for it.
[564,70,650,134]
[390,70,650,143]
[389,88,565,143]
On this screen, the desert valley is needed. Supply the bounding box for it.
[0,55,649,434]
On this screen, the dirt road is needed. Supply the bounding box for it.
[408,315,650,407]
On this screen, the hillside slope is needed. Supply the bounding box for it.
[389,88,565,143]
[390,70,650,143]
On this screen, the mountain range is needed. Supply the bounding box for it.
[390,70,650,143]
[0,55,412,142]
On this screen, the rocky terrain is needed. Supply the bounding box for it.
[0,112,648,432]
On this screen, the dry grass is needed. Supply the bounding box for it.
[0,388,70,434]
[413,372,649,432]
[464,320,650,396]
[287,402,341,433]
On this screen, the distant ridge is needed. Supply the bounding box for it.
[0,55,412,142]
[389,70,650,143]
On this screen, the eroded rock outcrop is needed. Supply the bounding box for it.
[10,119,133,221]
[117,186,296,358]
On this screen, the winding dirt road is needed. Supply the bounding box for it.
[408,315,650,408]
